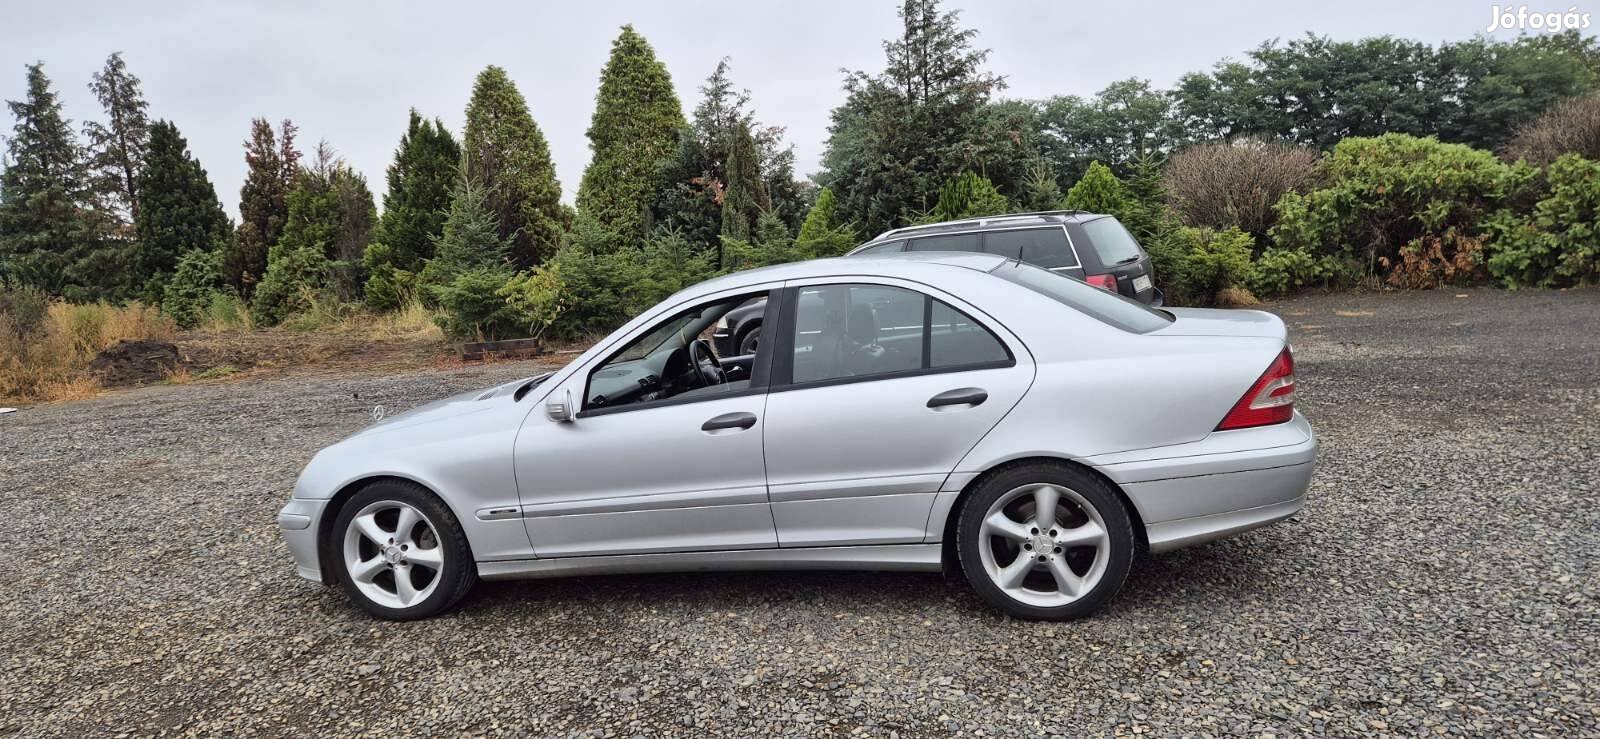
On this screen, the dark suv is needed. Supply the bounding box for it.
[713,211,1161,357]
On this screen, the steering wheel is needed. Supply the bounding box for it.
[687,339,725,388]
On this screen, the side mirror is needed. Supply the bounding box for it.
[546,388,575,423]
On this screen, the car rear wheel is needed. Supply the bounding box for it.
[956,462,1133,620]
[737,324,761,355]
[331,480,476,620]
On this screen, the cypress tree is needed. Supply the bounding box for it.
[577,26,685,241]
[374,110,460,272]
[83,52,151,223]
[1063,161,1130,215]
[133,120,230,302]
[0,63,99,296]
[463,66,563,267]
[227,118,299,298]
[719,121,769,244]
[251,145,373,322]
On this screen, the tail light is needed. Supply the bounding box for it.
[1084,274,1118,293]
[1216,348,1296,430]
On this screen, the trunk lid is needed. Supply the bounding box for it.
[1149,308,1287,341]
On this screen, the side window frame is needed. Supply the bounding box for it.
[768,279,1017,392]
[575,288,780,419]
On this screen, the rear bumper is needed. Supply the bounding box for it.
[278,497,330,582]
[1089,413,1316,553]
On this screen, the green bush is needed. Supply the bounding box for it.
[251,242,333,326]
[1486,154,1600,287]
[1145,227,1255,306]
[498,262,567,342]
[929,171,1010,221]
[430,265,523,340]
[1062,161,1130,215]
[1270,134,1534,287]
[161,248,226,329]
[361,241,419,312]
[1247,247,1344,298]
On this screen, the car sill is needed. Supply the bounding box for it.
[476,544,943,580]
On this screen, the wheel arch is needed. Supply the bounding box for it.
[314,474,476,584]
[937,455,1148,578]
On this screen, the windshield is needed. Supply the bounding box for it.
[989,261,1172,334]
[1080,217,1144,266]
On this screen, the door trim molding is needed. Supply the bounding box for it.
[518,485,769,518]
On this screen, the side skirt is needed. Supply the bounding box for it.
[477,544,944,581]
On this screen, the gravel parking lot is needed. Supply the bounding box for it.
[2,288,1597,737]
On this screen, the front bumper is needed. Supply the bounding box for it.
[278,497,330,582]
[1090,413,1317,553]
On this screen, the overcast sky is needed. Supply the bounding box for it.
[0,0,1538,214]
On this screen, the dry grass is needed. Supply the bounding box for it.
[1216,286,1262,308]
[0,299,176,403]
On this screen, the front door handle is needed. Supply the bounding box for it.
[927,387,988,408]
[702,411,758,431]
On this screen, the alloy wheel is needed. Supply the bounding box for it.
[977,483,1110,608]
[342,500,445,609]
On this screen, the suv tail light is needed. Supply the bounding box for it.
[1216,348,1296,430]
[1084,274,1118,293]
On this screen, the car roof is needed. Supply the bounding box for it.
[681,251,1007,299]
[863,210,1113,245]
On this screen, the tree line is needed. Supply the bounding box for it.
[4,0,1599,342]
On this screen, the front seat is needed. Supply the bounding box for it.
[844,303,884,375]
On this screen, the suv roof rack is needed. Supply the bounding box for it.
[873,210,1095,240]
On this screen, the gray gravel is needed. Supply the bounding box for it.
[2,287,1598,737]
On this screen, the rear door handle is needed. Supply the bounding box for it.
[702,412,758,431]
[927,387,988,408]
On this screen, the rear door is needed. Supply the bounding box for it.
[1072,217,1159,303]
[759,278,1034,547]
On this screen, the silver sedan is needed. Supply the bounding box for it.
[278,252,1316,620]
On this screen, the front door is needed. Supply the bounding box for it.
[513,290,778,557]
[760,280,1035,547]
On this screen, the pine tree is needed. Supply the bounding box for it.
[251,144,373,323]
[1063,161,1130,215]
[227,118,299,298]
[83,52,151,223]
[931,171,1010,221]
[133,120,230,302]
[0,63,99,296]
[577,25,686,241]
[817,0,1009,235]
[1019,157,1063,212]
[794,187,859,259]
[422,169,524,340]
[719,122,768,248]
[463,66,564,267]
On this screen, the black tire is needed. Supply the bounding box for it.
[737,324,762,355]
[330,479,477,621]
[955,462,1134,620]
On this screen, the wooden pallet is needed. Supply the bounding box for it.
[459,337,545,361]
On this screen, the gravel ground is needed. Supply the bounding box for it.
[2,287,1597,737]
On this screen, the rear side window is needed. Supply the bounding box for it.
[1079,217,1144,266]
[786,284,1011,385]
[982,228,1078,269]
[990,262,1172,334]
[853,240,905,255]
[908,233,982,253]
[930,301,1009,368]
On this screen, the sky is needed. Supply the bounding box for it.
[0,0,1535,214]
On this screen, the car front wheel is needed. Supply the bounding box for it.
[956,462,1134,620]
[331,480,476,620]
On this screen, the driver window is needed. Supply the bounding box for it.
[584,292,767,412]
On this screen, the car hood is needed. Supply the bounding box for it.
[1149,308,1287,341]
[353,373,552,437]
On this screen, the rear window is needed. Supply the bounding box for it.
[908,233,982,252]
[990,262,1172,334]
[854,240,905,255]
[982,228,1077,269]
[1079,217,1144,266]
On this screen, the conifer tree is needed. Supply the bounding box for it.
[719,121,767,245]
[463,66,564,267]
[133,120,230,302]
[83,52,151,223]
[1063,161,1131,216]
[227,118,299,298]
[251,144,373,322]
[374,110,460,272]
[0,63,98,296]
[577,25,685,241]
[794,187,859,259]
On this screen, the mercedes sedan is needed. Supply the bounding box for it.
[277,252,1316,621]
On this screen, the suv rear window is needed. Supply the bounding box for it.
[1079,217,1143,266]
[908,233,982,252]
[989,261,1172,333]
[982,228,1077,269]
